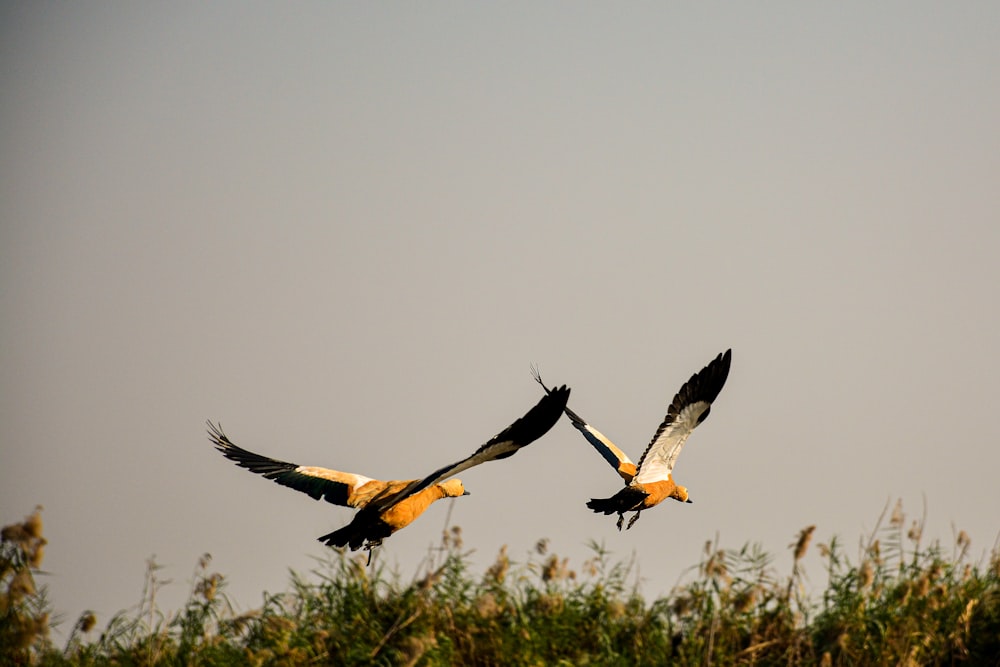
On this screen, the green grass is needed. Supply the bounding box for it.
[4,502,999,665]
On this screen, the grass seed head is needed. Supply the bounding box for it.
[956,530,970,549]
[28,540,46,569]
[541,555,570,582]
[916,574,931,598]
[733,586,758,614]
[890,499,904,527]
[793,525,816,562]
[9,569,36,601]
[672,594,693,617]
[1,524,27,544]
[485,545,509,584]
[859,560,874,590]
[869,539,882,565]
[400,634,437,667]
[24,510,43,539]
[475,592,500,619]
[703,549,729,582]
[78,611,97,634]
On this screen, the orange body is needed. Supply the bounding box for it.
[635,475,689,508]
[379,483,458,531]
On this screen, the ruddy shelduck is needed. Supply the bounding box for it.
[534,350,730,530]
[207,385,570,553]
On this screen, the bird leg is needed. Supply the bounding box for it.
[363,540,383,566]
[616,513,625,531]
[626,511,642,530]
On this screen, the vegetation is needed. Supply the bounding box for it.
[3,501,999,665]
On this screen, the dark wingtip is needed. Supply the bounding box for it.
[530,363,549,392]
[206,420,229,448]
[682,349,732,407]
[716,349,733,380]
[528,383,570,438]
[538,383,571,416]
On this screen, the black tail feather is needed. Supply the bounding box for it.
[318,512,392,551]
[317,524,358,549]
[585,496,620,515]
[587,487,647,516]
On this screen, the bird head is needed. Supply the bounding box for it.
[440,479,469,498]
[673,484,692,504]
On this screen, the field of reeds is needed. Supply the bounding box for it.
[3,502,999,666]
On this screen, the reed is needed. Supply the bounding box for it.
[5,500,999,665]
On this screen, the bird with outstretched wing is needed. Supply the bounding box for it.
[534,350,730,530]
[208,384,570,555]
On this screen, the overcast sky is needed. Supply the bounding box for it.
[3,3,999,636]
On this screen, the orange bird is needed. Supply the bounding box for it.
[207,385,570,553]
[534,350,730,530]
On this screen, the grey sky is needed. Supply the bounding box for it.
[3,3,999,633]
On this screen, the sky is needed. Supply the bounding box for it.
[2,2,999,637]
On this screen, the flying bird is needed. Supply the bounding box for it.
[533,350,730,530]
[207,384,570,555]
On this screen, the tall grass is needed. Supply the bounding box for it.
[4,502,999,665]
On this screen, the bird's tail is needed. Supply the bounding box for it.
[586,486,647,515]
[317,524,363,550]
[586,496,621,515]
[318,512,392,552]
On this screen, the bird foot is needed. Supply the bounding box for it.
[363,540,383,566]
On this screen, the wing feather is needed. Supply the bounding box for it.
[207,421,383,508]
[532,367,636,482]
[633,349,732,484]
[367,385,571,513]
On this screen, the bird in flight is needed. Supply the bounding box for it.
[207,384,570,556]
[533,350,730,530]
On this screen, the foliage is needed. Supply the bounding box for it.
[4,502,999,666]
[0,507,50,664]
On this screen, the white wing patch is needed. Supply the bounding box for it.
[634,400,710,484]
[295,466,376,489]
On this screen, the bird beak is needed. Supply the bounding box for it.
[685,499,693,503]
[463,490,471,496]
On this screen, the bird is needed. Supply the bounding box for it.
[533,350,731,531]
[207,384,570,556]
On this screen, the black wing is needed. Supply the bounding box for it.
[532,366,637,481]
[633,349,731,483]
[207,421,378,507]
[367,385,571,514]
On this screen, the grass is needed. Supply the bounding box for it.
[3,501,999,665]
